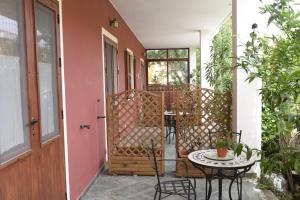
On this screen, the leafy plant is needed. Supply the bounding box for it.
[216,138,231,149]
[205,18,232,92]
[238,0,300,195]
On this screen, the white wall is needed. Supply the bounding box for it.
[232,0,267,174]
[200,30,214,89]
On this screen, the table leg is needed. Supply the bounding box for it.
[218,177,222,200]
[205,177,212,200]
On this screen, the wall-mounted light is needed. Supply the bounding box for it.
[109,18,119,28]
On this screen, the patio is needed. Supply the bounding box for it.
[81,141,263,200]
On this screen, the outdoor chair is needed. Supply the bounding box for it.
[148,139,197,200]
[165,114,176,144]
[207,130,243,199]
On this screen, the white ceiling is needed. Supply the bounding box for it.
[110,0,232,49]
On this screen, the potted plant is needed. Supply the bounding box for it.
[216,138,230,157]
[179,148,189,158]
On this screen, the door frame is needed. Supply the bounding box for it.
[101,27,118,161]
[55,1,71,199]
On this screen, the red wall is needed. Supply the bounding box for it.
[62,0,145,199]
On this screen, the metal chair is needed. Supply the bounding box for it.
[165,114,176,144]
[148,140,197,200]
[207,130,243,199]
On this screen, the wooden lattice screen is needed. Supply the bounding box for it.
[107,90,165,175]
[147,84,192,111]
[175,88,232,177]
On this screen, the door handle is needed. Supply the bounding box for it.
[97,116,106,119]
[30,117,38,125]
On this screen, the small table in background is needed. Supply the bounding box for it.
[188,149,257,200]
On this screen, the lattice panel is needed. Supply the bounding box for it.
[176,88,231,153]
[107,90,164,158]
[146,84,184,111]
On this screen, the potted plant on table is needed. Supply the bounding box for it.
[216,138,231,157]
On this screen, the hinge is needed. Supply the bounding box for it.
[61,110,64,120]
[57,14,60,24]
[59,57,62,68]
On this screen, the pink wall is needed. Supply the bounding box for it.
[62,0,145,199]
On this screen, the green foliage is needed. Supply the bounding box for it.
[258,176,294,200]
[216,138,231,149]
[238,0,300,194]
[205,18,232,92]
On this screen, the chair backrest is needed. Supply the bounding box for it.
[148,139,161,186]
[208,130,242,149]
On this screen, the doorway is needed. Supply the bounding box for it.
[0,0,66,199]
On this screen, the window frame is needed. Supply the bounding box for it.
[146,48,190,86]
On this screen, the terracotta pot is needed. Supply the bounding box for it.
[217,148,228,157]
[179,149,189,157]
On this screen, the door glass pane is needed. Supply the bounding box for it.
[130,55,134,89]
[147,61,167,85]
[0,0,30,163]
[141,61,145,90]
[113,47,118,93]
[35,3,59,142]
[168,61,189,85]
[105,42,113,94]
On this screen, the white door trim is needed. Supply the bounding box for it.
[101,28,118,161]
[57,0,70,199]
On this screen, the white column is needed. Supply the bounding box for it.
[232,0,266,174]
[200,30,213,89]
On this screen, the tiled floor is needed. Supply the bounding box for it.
[81,138,262,200]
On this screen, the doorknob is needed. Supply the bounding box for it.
[97,116,106,119]
[30,117,38,125]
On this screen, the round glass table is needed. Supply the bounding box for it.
[188,149,257,200]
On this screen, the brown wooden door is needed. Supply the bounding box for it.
[0,0,66,199]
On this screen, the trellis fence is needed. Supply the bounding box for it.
[107,90,165,175]
[107,87,231,177]
[175,88,232,177]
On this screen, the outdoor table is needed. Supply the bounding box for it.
[188,149,257,200]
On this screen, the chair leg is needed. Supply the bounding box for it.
[154,189,158,200]
[158,192,162,200]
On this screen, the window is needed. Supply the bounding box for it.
[146,48,189,86]
[125,49,135,90]
[0,0,30,163]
